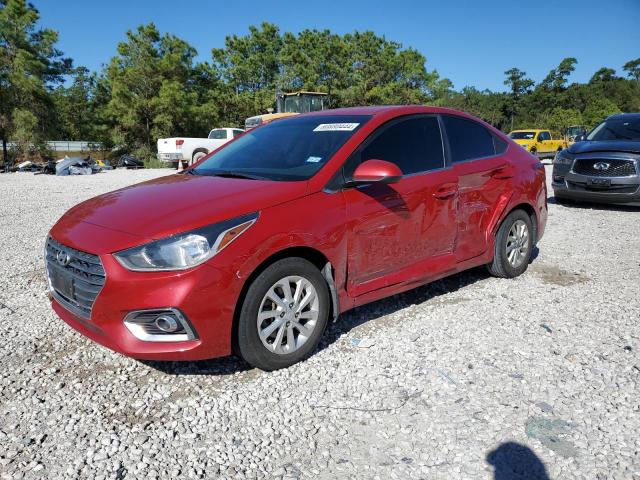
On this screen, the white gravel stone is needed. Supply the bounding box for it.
[0,167,638,479]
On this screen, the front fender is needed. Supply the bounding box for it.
[206,190,350,310]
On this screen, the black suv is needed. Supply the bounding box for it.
[552,113,640,205]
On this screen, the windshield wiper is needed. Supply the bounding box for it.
[201,170,269,180]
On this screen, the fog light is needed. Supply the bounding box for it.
[123,308,197,342]
[155,315,179,332]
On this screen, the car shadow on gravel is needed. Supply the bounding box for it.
[318,266,492,352]
[140,268,492,376]
[143,251,541,375]
[487,442,550,480]
[548,195,640,211]
[140,354,251,376]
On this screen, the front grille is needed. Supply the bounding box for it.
[572,158,637,177]
[45,237,105,319]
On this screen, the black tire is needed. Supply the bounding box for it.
[236,258,330,371]
[191,150,207,166]
[487,209,534,278]
[530,148,537,156]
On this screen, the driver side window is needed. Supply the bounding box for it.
[344,116,444,181]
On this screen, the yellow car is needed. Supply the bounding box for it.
[508,129,568,159]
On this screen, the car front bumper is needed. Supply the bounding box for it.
[552,171,640,204]
[49,242,240,361]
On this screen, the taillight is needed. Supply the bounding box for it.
[176,139,184,148]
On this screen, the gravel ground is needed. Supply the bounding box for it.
[0,167,638,480]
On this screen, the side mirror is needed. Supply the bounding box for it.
[575,134,587,142]
[352,159,403,185]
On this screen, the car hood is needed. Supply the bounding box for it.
[53,174,309,245]
[568,140,640,155]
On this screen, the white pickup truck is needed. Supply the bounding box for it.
[156,128,244,167]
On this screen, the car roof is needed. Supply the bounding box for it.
[606,112,640,121]
[303,105,481,117]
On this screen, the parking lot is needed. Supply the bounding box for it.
[0,167,638,479]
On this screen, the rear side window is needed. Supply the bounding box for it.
[442,115,495,162]
[359,116,445,176]
[493,135,508,154]
[232,129,244,138]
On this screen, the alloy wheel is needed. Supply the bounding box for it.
[506,219,529,268]
[257,276,319,355]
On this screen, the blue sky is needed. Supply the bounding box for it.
[36,0,639,92]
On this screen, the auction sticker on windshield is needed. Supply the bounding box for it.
[313,123,360,132]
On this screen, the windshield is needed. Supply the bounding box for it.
[283,95,324,113]
[194,115,371,181]
[244,117,262,130]
[509,131,536,140]
[567,126,585,137]
[587,118,640,141]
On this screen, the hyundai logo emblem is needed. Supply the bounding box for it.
[56,250,71,267]
[593,162,610,171]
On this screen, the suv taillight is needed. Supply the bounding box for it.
[176,139,184,148]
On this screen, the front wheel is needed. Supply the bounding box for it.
[236,258,330,371]
[487,210,533,278]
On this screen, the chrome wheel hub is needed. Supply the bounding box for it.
[506,219,529,268]
[257,276,319,355]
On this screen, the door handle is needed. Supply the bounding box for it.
[490,165,514,179]
[433,185,458,200]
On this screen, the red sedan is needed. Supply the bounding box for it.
[46,106,547,370]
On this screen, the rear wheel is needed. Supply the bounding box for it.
[236,258,330,371]
[487,210,533,278]
[190,150,207,166]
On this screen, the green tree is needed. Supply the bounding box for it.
[104,23,202,155]
[0,0,69,167]
[503,68,534,130]
[590,67,618,83]
[211,23,283,124]
[340,31,440,106]
[279,29,349,101]
[438,87,507,128]
[544,107,583,136]
[541,57,577,91]
[582,97,620,127]
[11,108,38,159]
[623,58,640,82]
[51,66,97,140]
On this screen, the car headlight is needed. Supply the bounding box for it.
[554,151,573,165]
[114,213,258,271]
